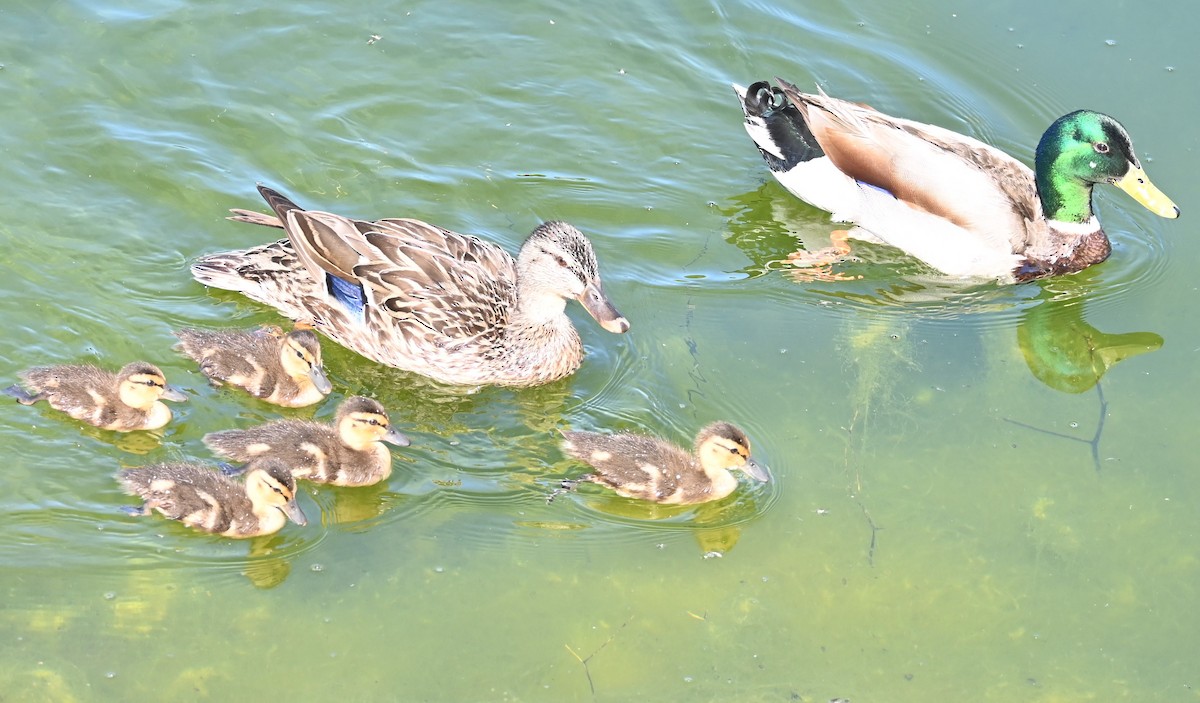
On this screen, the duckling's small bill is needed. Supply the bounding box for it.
[741,457,771,483]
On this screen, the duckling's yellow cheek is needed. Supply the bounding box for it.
[246,443,272,455]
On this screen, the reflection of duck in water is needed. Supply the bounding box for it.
[734,79,1178,282]
[1018,287,1162,393]
[1009,282,1162,472]
[552,422,769,504]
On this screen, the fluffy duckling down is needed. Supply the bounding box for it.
[118,458,307,538]
[554,421,769,504]
[4,362,187,431]
[174,326,332,407]
[203,396,410,487]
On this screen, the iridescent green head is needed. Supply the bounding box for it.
[1034,110,1179,223]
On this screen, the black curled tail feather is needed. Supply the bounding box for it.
[740,81,825,172]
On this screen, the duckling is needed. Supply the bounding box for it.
[117,458,307,538]
[203,396,410,487]
[173,326,332,407]
[4,362,187,431]
[553,421,769,504]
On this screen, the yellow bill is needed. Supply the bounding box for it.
[1114,166,1180,218]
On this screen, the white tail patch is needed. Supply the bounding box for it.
[742,119,785,160]
[772,157,862,217]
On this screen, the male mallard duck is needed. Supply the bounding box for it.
[190,185,629,387]
[203,395,410,487]
[174,326,332,407]
[118,458,307,538]
[733,79,1179,282]
[552,421,770,504]
[4,362,187,431]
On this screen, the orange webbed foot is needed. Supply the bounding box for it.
[783,230,861,282]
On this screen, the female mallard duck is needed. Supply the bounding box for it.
[189,185,629,387]
[4,362,187,431]
[203,395,410,487]
[174,326,332,407]
[552,421,770,504]
[733,79,1179,282]
[118,458,307,538]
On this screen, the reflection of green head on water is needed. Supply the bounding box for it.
[1018,290,1162,394]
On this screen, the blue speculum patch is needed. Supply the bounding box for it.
[329,274,366,318]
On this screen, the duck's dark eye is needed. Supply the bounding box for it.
[554,255,568,268]
[1094,142,1110,154]
[295,349,305,359]
[728,446,740,454]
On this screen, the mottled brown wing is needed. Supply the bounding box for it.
[351,218,517,346]
[283,210,366,284]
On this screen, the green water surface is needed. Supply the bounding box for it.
[1,1,1198,701]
